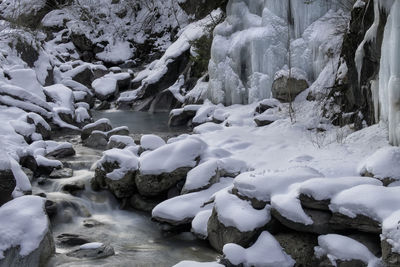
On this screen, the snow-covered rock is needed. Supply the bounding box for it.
[140,134,166,151]
[81,119,112,140]
[91,77,118,101]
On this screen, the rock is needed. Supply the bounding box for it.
[271,208,334,234]
[46,146,76,159]
[81,119,112,140]
[0,231,54,267]
[19,155,38,173]
[135,167,192,197]
[95,101,111,110]
[83,219,104,228]
[55,109,75,125]
[107,135,135,150]
[66,243,114,259]
[83,131,108,148]
[70,65,95,88]
[330,213,381,234]
[0,169,16,206]
[168,109,197,127]
[382,239,400,267]
[106,126,129,139]
[148,89,179,113]
[45,200,57,219]
[26,113,51,140]
[272,75,309,102]
[92,162,137,199]
[255,99,280,113]
[49,168,73,179]
[299,194,330,211]
[207,208,278,253]
[274,232,319,267]
[92,77,119,101]
[178,0,228,20]
[254,116,276,127]
[57,233,92,247]
[61,182,85,195]
[130,194,160,212]
[70,32,93,53]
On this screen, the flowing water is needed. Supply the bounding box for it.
[32,112,218,267]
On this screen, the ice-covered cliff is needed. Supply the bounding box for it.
[207,0,352,105]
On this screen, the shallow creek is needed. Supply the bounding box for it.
[32,111,218,266]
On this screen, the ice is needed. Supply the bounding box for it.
[97,148,139,181]
[79,242,103,250]
[358,146,400,181]
[314,234,382,267]
[140,137,207,175]
[0,196,48,258]
[140,135,166,151]
[152,178,233,224]
[223,231,295,267]
[214,189,271,232]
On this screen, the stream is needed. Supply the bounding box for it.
[32,111,218,267]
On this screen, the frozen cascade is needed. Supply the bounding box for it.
[378,0,400,146]
[207,0,351,105]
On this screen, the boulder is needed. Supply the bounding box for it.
[83,131,108,148]
[130,194,160,212]
[271,208,334,235]
[61,182,85,196]
[83,219,104,228]
[135,167,191,197]
[66,243,114,259]
[81,119,112,140]
[299,194,330,211]
[49,168,73,179]
[0,169,16,206]
[382,239,400,267]
[57,233,92,247]
[330,213,381,234]
[272,75,309,102]
[168,109,197,127]
[26,113,51,140]
[95,101,111,110]
[106,126,129,139]
[46,146,76,159]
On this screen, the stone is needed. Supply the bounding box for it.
[106,127,129,139]
[130,194,161,212]
[168,109,197,127]
[57,233,92,247]
[95,101,111,110]
[330,213,381,234]
[49,168,73,179]
[92,162,136,199]
[81,120,112,140]
[299,194,330,211]
[26,114,51,140]
[274,232,319,267]
[0,169,16,206]
[0,231,54,267]
[207,208,278,253]
[148,90,179,113]
[254,117,276,127]
[46,146,76,159]
[135,167,192,197]
[272,75,309,102]
[382,239,400,267]
[61,182,85,196]
[71,65,95,88]
[83,219,104,228]
[83,131,108,148]
[271,208,334,235]
[178,0,228,20]
[66,243,114,259]
[70,32,93,52]
[45,200,57,219]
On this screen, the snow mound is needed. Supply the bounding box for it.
[92,77,118,98]
[140,134,166,151]
[358,146,400,181]
[44,84,75,111]
[96,41,134,64]
[0,196,48,259]
[214,189,271,232]
[314,234,382,266]
[140,137,207,175]
[223,231,295,267]
[173,261,223,267]
[191,210,213,239]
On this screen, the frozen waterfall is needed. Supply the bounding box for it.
[207,0,351,105]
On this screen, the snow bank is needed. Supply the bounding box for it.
[358,146,400,181]
[140,137,207,175]
[0,196,48,259]
[223,231,295,267]
[314,234,382,266]
[44,84,75,111]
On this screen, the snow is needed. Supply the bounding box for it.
[44,84,75,111]
[79,242,104,250]
[152,178,233,224]
[6,69,46,100]
[97,148,139,180]
[223,231,295,267]
[96,41,134,64]
[191,210,212,239]
[314,234,382,267]
[183,158,247,193]
[35,155,62,168]
[108,135,136,148]
[382,210,400,254]
[10,157,31,197]
[173,261,223,267]
[214,189,271,232]
[140,137,207,175]
[140,134,166,151]
[358,146,400,181]
[0,196,48,259]
[82,118,111,131]
[75,107,90,123]
[0,151,11,171]
[330,185,400,222]
[92,77,118,97]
